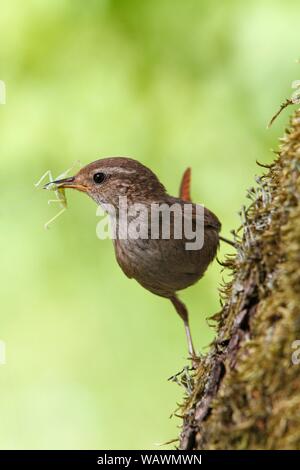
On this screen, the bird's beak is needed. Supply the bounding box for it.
[43,176,88,193]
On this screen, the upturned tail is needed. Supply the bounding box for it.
[179,167,237,249]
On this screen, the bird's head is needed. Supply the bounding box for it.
[45,157,166,208]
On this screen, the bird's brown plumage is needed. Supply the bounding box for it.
[50,157,221,360]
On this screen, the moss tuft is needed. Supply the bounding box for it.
[179,110,300,450]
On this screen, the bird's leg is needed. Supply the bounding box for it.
[170,295,197,362]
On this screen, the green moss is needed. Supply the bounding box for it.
[179,110,300,450]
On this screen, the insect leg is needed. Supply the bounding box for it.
[44,208,67,230]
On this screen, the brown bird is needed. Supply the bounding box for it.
[46,157,231,361]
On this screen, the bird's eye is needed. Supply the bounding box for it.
[93,172,106,184]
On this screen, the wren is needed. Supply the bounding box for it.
[46,157,226,361]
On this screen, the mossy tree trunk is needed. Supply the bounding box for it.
[179,110,300,450]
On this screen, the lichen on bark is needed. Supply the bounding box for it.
[179,110,300,450]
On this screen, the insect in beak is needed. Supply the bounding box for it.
[43,176,75,189]
[44,176,88,193]
[35,160,83,229]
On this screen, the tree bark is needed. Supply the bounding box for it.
[179,110,300,450]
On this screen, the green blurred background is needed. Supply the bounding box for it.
[0,0,299,450]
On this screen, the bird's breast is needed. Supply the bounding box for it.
[113,225,219,298]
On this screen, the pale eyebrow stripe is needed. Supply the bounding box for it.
[100,167,137,175]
